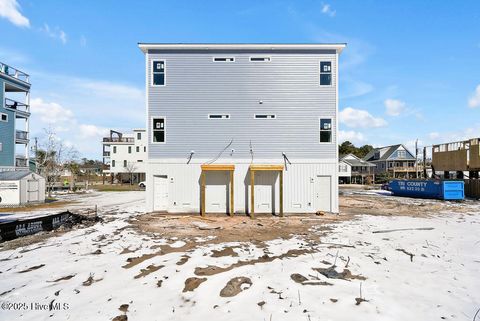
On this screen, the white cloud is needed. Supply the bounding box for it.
[339,107,387,128]
[0,0,29,27]
[321,3,336,17]
[75,80,143,101]
[339,130,365,144]
[428,132,440,140]
[384,99,406,116]
[468,84,480,108]
[31,97,110,156]
[31,98,75,131]
[40,23,67,44]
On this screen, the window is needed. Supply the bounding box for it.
[112,160,115,167]
[250,57,271,62]
[0,113,7,122]
[144,146,146,152]
[152,60,165,86]
[397,150,406,158]
[137,132,141,140]
[152,118,165,143]
[213,57,234,62]
[138,160,143,162]
[124,160,127,167]
[254,114,276,119]
[0,142,2,151]
[136,146,140,152]
[320,61,332,86]
[208,114,230,119]
[128,146,132,154]
[319,118,332,143]
[113,146,117,154]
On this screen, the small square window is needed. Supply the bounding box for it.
[136,146,140,152]
[0,113,7,122]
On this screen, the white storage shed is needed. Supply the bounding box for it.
[0,171,46,206]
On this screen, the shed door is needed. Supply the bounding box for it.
[315,175,331,212]
[205,171,228,213]
[254,171,277,214]
[153,175,168,211]
[27,180,39,202]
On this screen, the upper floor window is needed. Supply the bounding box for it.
[320,61,332,86]
[213,57,234,62]
[137,132,141,140]
[0,113,7,122]
[250,57,271,62]
[136,146,140,152]
[128,146,132,154]
[152,118,165,143]
[208,114,230,119]
[144,146,146,152]
[397,150,406,158]
[319,118,332,143]
[112,160,116,167]
[124,160,127,167]
[152,60,165,86]
[113,146,117,154]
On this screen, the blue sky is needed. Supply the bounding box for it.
[1,0,479,159]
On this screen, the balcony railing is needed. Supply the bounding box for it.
[389,166,418,172]
[103,137,134,143]
[15,156,28,168]
[103,151,111,157]
[15,130,29,141]
[5,98,30,115]
[0,62,30,84]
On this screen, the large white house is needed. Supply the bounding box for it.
[139,43,345,215]
[102,129,146,183]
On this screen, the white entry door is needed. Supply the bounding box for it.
[254,171,277,214]
[205,171,228,213]
[153,175,169,211]
[27,180,39,202]
[315,175,331,212]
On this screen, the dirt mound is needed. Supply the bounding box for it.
[134,264,164,279]
[312,266,366,281]
[211,247,239,257]
[219,277,252,297]
[183,277,207,292]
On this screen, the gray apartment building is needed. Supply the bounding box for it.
[139,43,345,215]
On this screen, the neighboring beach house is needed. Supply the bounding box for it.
[363,144,417,178]
[0,62,31,172]
[338,153,376,184]
[102,129,147,184]
[139,43,346,215]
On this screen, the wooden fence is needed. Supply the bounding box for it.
[464,180,480,199]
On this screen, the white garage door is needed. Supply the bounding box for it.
[153,175,168,211]
[27,180,39,202]
[315,175,332,212]
[205,171,228,213]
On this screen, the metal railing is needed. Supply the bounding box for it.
[5,98,29,113]
[15,156,28,168]
[0,62,30,83]
[103,151,111,156]
[15,130,29,141]
[102,137,134,143]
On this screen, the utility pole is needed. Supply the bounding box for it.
[415,139,419,179]
[34,137,38,174]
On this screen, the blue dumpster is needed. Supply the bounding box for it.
[388,180,464,200]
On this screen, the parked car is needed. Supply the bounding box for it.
[138,181,146,188]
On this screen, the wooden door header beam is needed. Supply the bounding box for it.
[201,164,235,171]
[249,164,284,171]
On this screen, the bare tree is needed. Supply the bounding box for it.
[36,128,79,197]
[124,161,137,185]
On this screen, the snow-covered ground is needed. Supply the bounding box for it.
[1,192,479,321]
